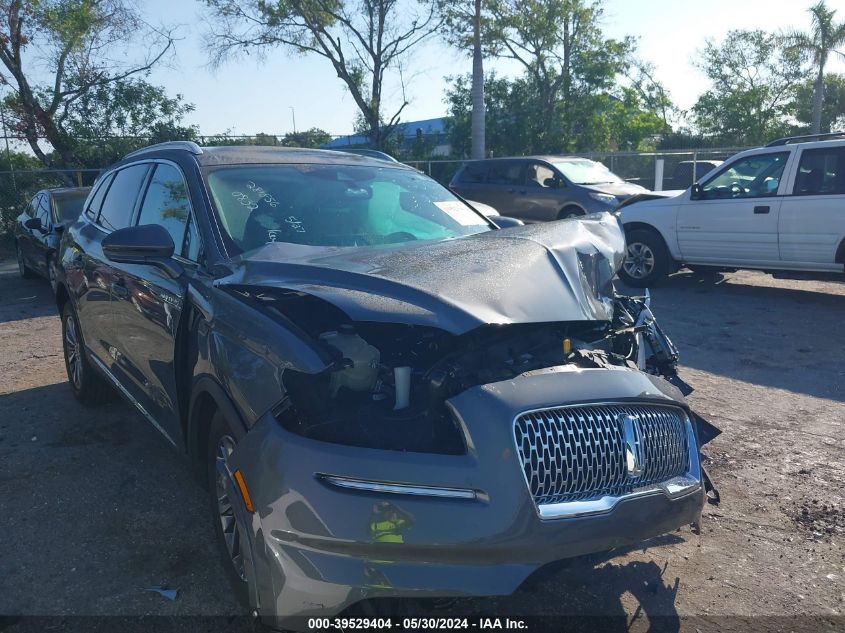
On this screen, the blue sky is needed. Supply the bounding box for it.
[140,0,845,137]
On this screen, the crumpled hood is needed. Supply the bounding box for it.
[214,212,625,335]
[582,181,648,200]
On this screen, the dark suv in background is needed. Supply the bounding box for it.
[449,156,647,221]
[14,187,91,293]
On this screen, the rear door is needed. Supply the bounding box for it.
[16,194,41,268]
[30,193,53,275]
[778,145,845,269]
[520,161,564,221]
[108,161,200,440]
[450,162,488,202]
[676,151,791,266]
[479,160,527,219]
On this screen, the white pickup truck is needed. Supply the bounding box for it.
[617,133,845,286]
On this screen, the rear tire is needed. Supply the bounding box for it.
[61,303,114,406]
[619,229,671,287]
[207,411,250,609]
[16,243,34,278]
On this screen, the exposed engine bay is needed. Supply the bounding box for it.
[242,287,689,455]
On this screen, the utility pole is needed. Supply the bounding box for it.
[289,107,297,134]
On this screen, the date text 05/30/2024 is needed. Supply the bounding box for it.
[307,618,529,630]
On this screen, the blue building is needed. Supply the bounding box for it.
[323,117,450,156]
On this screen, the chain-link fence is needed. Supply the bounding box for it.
[0,147,752,243]
[405,148,749,189]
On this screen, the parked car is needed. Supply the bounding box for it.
[55,142,717,628]
[618,132,845,286]
[449,156,648,221]
[14,187,91,292]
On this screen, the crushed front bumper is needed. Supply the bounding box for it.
[224,366,705,626]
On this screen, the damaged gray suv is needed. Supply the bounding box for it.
[55,142,719,628]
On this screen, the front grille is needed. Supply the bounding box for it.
[513,404,689,506]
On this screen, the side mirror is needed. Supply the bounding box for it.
[102,224,182,278]
[690,183,702,200]
[24,217,43,231]
[542,177,558,189]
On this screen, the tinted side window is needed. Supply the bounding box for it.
[487,161,524,186]
[459,162,488,183]
[25,195,38,217]
[98,165,149,231]
[85,173,114,221]
[184,214,201,261]
[793,147,845,196]
[700,152,788,199]
[526,162,556,188]
[137,164,194,258]
[36,194,51,225]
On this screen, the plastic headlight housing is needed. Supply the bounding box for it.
[588,192,618,205]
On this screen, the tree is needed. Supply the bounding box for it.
[203,0,443,150]
[692,30,805,145]
[795,73,845,132]
[445,72,531,157]
[786,1,845,134]
[281,127,333,148]
[481,0,633,152]
[0,0,175,169]
[440,0,487,159]
[60,78,198,167]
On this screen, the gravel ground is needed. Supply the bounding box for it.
[0,254,843,630]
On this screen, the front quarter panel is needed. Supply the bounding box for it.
[619,195,685,258]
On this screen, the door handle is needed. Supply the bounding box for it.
[110,280,129,298]
[753,205,770,214]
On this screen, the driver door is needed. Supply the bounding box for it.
[677,151,791,266]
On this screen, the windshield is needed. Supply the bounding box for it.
[552,159,623,185]
[205,164,491,254]
[53,192,88,222]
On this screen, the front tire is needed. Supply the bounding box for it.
[16,243,34,278]
[207,411,250,608]
[47,255,59,294]
[61,304,114,405]
[619,229,671,287]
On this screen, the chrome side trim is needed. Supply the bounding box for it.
[316,474,478,500]
[513,402,701,520]
[88,352,178,448]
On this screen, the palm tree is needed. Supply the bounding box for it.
[471,0,486,159]
[788,1,845,134]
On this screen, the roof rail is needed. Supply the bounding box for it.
[123,141,204,159]
[765,131,845,147]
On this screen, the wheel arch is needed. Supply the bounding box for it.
[622,221,676,258]
[835,237,845,265]
[558,203,586,218]
[187,374,250,488]
[54,282,70,315]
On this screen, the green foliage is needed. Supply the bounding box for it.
[692,30,805,145]
[59,78,198,167]
[795,74,845,132]
[0,0,174,169]
[203,0,442,150]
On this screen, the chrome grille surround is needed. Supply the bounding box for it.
[513,403,701,519]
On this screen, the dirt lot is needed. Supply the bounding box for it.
[0,253,843,631]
